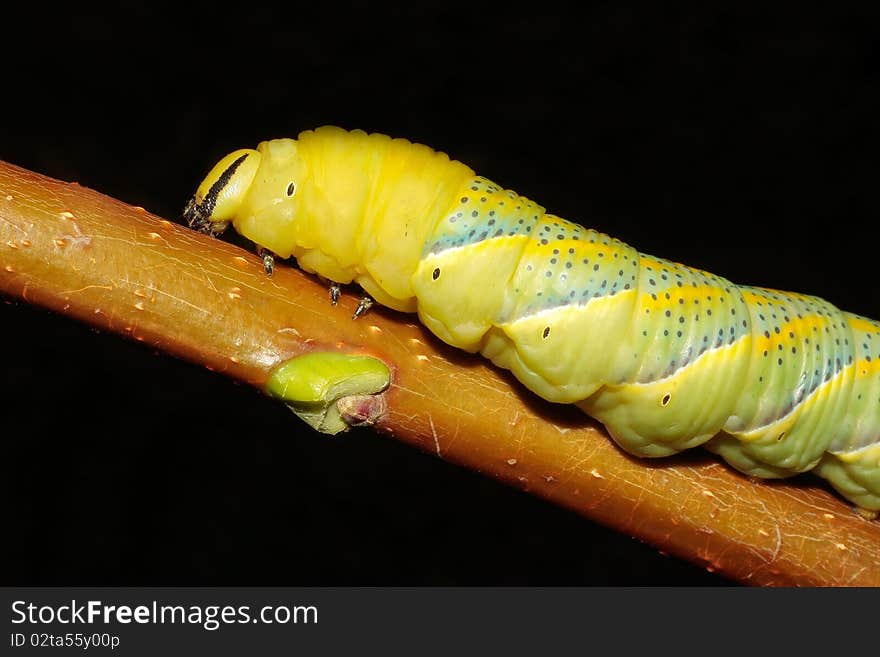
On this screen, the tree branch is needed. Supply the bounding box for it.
[1,159,878,586]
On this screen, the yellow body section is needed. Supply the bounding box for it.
[231,127,473,311]
[193,127,880,510]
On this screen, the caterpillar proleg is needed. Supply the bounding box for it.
[184,126,880,512]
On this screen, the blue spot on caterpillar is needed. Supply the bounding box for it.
[183,126,880,512]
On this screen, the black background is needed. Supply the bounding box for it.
[2,3,879,585]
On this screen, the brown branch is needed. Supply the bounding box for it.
[1,159,878,587]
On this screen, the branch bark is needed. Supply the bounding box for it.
[1,159,878,586]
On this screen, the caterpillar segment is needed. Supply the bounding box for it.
[183,126,880,511]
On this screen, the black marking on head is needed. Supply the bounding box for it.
[183,152,249,234]
[201,153,250,217]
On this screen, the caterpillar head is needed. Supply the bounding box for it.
[183,149,262,236]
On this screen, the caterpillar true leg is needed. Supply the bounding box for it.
[257,247,275,276]
[330,284,340,306]
[352,295,374,320]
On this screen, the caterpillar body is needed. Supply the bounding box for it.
[184,126,880,512]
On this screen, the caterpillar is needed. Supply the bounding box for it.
[183,126,880,512]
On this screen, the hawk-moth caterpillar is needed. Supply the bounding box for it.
[184,126,880,512]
